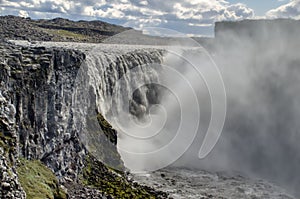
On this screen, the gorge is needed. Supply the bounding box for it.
[1,17,300,199]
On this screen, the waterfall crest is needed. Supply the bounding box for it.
[85,47,165,119]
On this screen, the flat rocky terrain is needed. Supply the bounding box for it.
[134,168,296,199]
[0,15,130,43]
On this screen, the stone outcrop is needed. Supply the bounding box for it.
[0,85,26,199]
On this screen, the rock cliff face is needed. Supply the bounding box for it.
[0,41,87,198]
[0,41,167,198]
[0,42,86,179]
[0,82,26,198]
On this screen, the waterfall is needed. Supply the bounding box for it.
[12,40,222,173]
[73,44,170,171]
[11,41,224,173]
[75,43,225,173]
[85,46,164,120]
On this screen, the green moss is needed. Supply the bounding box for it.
[17,159,67,199]
[97,113,117,144]
[97,113,113,129]
[80,154,166,199]
[43,29,87,40]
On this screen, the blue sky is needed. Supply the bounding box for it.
[0,0,299,36]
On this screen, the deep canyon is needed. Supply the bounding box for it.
[1,17,300,199]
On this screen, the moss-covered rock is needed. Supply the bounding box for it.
[17,159,67,199]
[80,154,168,199]
[84,110,124,171]
[81,102,167,198]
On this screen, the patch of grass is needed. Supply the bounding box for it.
[17,159,66,199]
[80,154,167,199]
[43,29,87,40]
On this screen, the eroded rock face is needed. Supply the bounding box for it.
[0,41,87,180]
[0,86,26,199]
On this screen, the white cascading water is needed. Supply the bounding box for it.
[81,44,175,171]
[85,46,164,119]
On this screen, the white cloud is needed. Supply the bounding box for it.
[172,1,253,21]
[227,3,254,19]
[267,0,300,19]
[139,1,148,6]
[188,23,213,27]
[18,10,29,18]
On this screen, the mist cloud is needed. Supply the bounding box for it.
[172,20,300,197]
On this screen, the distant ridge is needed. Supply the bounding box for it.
[0,15,131,43]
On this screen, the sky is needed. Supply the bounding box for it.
[0,0,299,36]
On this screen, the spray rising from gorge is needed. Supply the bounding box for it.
[174,20,300,197]
[79,21,300,197]
[12,20,300,198]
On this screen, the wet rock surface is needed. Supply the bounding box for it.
[133,168,296,199]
